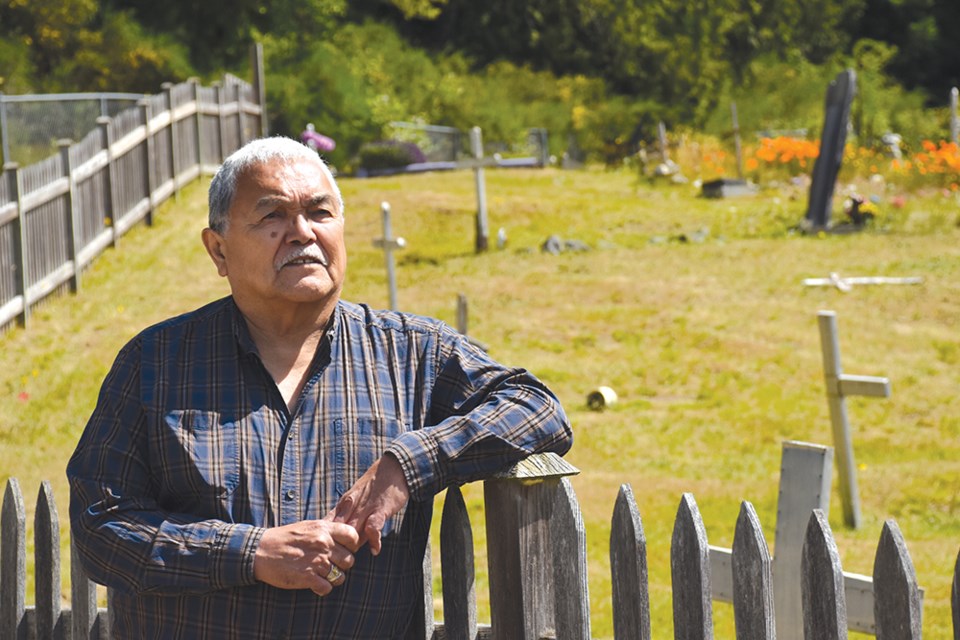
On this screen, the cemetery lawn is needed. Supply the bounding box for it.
[2,166,958,638]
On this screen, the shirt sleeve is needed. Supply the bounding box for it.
[386,325,573,501]
[66,341,264,595]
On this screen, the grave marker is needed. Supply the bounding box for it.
[804,69,857,231]
[817,310,890,529]
[372,201,406,310]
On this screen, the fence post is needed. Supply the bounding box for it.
[731,501,775,640]
[483,453,579,640]
[671,493,712,640]
[610,484,651,640]
[469,127,489,253]
[0,92,9,163]
[58,140,82,293]
[191,79,205,174]
[873,520,921,639]
[35,481,63,640]
[4,163,29,326]
[440,485,478,640]
[232,82,245,149]
[214,82,228,164]
[96,117,119,248]
[951,87,958,146]
[801,509,847,640]
[1,478,27,640]
[251,43,268,137]
[135,101,155,228]
[162,83,181,200]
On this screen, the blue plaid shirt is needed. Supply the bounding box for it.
[67,298,572,639]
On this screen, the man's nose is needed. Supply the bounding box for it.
[288,214,315,242]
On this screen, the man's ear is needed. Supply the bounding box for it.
[201,228,229,277]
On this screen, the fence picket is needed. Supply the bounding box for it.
[731,501,775,640]
[2,478,27,640]
[551,478,591,640]
[873,520,921,639]
[801,509,847,640]
[671,493,712,640]
[35,481,63,640]
[70,537,100,640]
[440,485,477,640]
[953,547,959,640]
[610,484,651,640]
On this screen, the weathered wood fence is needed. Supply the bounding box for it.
[0,46,268,332]
[2,447,958,639]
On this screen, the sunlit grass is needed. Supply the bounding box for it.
[2,165,959,637]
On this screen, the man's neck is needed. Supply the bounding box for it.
[235,297,337,411]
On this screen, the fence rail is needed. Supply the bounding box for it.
[0,47,267,333]
[2,447,958,639]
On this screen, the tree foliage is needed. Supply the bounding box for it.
[0,0,956,164]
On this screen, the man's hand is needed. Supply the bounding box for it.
[253,520,360,597]
[328,453,410,556]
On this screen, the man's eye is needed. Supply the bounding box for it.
[310,209,333,219]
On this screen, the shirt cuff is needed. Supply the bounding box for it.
[386,430,441,502]
[210,524,265,590]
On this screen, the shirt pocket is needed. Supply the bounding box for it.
[333,416,406,534]
[157,410,242,515]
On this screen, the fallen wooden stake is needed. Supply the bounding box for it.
[803,273,923,292]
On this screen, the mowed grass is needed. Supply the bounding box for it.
[2,165,958,637]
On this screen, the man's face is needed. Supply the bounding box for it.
[203,157,346,310]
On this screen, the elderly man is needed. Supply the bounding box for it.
[67,136,572,639]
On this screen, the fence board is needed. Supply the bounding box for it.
[440,486,477,640]
[2,478,27,640]
[732,501,775,640]
[671,493,712,640]
[801,509,847,640]
[610,484,651,640]
[873,520,921,639]
[551,478,590,640]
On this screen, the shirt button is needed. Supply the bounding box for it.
[284,489,295,500]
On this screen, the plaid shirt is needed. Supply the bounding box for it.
[67,298,572,639]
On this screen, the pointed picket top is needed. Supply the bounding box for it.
[35,480,62,640]
[1,478,26,640]
[952,547,960,640]
[873,519,921,639]
[732,501,775,640]
[552,478,591,640]
[610,484,651,640]
[440,485,477,640]
[802,509,847,640]
[671,493,712,640]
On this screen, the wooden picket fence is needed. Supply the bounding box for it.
[2,449,958,639]
[0,46,267,333]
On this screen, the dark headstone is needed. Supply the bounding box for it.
[701,178,757,199]
[805,70,857,230]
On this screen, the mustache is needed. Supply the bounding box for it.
[274,245,329,271]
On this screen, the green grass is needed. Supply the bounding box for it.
[2,166,959,637]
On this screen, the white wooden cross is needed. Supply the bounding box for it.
[817,310,891,529]
[372,201,406,310]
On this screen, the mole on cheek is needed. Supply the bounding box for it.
[270,231,278,239]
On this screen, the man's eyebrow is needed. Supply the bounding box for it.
[253,193,336,210]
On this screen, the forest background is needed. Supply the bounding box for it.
[2,0,960,170]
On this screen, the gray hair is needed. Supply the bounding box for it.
[207,136,343,233]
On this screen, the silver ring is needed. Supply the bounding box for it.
[326,565,344,583]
